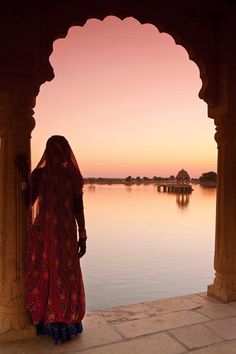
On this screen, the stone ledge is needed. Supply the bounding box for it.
[0,293,236,354]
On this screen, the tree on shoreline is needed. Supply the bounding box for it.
[125,176,132,182]
[199,171,217,183]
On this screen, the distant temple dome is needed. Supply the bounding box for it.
[176,169,190,185]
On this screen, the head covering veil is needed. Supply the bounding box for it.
[35,135,83,190]
[30,135,84,221]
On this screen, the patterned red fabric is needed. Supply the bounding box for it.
[25,136,85,325]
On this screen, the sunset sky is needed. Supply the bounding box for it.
[33,16,217,178]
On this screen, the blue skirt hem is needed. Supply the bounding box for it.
[36,321,83,344]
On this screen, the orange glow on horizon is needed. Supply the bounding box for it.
[33,16,216,178]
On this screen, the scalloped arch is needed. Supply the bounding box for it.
[46,13,210,106]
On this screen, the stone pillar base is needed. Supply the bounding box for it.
[0,326,35,343]
[0,305,35,342]
[208,280,236,303]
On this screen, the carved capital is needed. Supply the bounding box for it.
[0,76,38,137]
[214,115,236,148]
[0,76,39,96]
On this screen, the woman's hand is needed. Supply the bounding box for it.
[78,239,86,258]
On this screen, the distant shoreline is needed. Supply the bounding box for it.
[84,178,217,187]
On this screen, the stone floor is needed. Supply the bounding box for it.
[2,293,236,353]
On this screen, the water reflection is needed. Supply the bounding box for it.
[176,192,190,209]
[199,185,217,197]
[125,184,132,192]
[82,183,216,310]
[87,184,96,192]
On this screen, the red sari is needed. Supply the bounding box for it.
[25,137,85,330]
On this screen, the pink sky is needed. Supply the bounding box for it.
[33,16,216,178]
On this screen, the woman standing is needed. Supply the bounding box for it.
[17,135,87,344]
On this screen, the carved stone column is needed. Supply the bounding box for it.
[0,78,36,341]
[208,115,236,302]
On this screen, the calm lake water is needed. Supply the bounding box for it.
[81,183,216,310]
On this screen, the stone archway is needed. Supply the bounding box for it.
[0,0,236,341]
